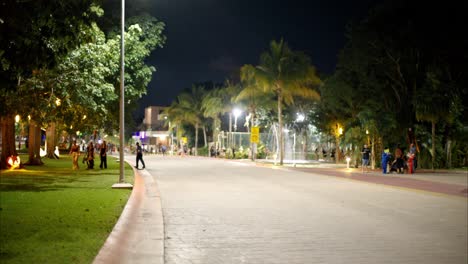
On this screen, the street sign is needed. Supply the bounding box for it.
[251,126,259,143]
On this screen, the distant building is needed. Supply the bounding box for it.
[134,106,174,154]
[143,106,168,131]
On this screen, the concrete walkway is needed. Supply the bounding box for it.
[93,159,165,264]
[93,156,467,263]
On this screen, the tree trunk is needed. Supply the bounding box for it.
[27,119,43,165]
[203,125,207,148]
[302,128,307,160]
[446,139,452,169]
[371,135,375,170]
[335,135,340,164]
[431,121,435,171]
[278,94,284,165]
[228,113,232,147]
[46,122,58,159]
[250,112,255,161]
[194,123,199,156]
[0,115,17,169]
[176,124,181,148]
[213,118,219,149]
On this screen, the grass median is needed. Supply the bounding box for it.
[0,154,134,264]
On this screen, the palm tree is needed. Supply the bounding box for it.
[201,80,241,149]
[414,70,451,170]
[243,39,321,165]
[239,66,277,160]
[202,87,224,147]
[175,85,207,155]
[164,100,186,150]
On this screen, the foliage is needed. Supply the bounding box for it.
[0,3,166,168]
[314,1,467,168]
[241,39,321,165]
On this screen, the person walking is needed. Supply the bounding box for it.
[87,142,95,169]
[99,140,108,169]
[135,142,146,169]
[69,140,80,170]
[361,144,371,173]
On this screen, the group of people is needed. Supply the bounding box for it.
[361,142,417,174]
[384,143,417,174]
[70,140,108,170]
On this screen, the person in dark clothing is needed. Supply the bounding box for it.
[135,142,145,169]
[361,144,371,173]
[99,140,108,169]
[87,142,94,169]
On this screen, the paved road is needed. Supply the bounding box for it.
[143,156,467,264]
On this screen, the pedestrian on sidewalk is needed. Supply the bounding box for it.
[69,140,80,170]
[407,151,415,174]
[361,144,371,173]
[99,140,108,169]
[86,141,95,169]
[381,148,390,174]
[135,142,146,169]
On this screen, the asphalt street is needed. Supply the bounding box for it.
[141,155,467,264]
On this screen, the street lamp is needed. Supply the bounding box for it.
[294,113,305,165]
[112,0,132,189]
[233,108,242,132]
[296,113,305,122]
[366,129,370,145]
[335,123,343,164]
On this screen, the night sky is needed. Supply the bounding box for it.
[120,0,382,112]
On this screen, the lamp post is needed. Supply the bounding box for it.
[232,108,242,151]
[294,113,305,165]
[366,129,370,145]
[112,0,132,189]
[233,108,242,132]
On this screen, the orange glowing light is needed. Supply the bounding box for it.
[7,155,21,169]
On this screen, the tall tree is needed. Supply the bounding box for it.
[243,39,321,165]
[165,86,207,155]
[0,0,102,168]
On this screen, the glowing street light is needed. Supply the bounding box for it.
[296,113,305,122]
[233,108,242,132]
[15,115,20,123]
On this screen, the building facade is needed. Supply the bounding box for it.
[135,106,173,153]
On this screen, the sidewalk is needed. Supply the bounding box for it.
[93,159,164,264]
[253,159,468,198]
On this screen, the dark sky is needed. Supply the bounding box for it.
[121,0,381,112]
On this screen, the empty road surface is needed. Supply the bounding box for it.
[142,155,467,264]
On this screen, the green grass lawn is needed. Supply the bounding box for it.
[0,155,134,264]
